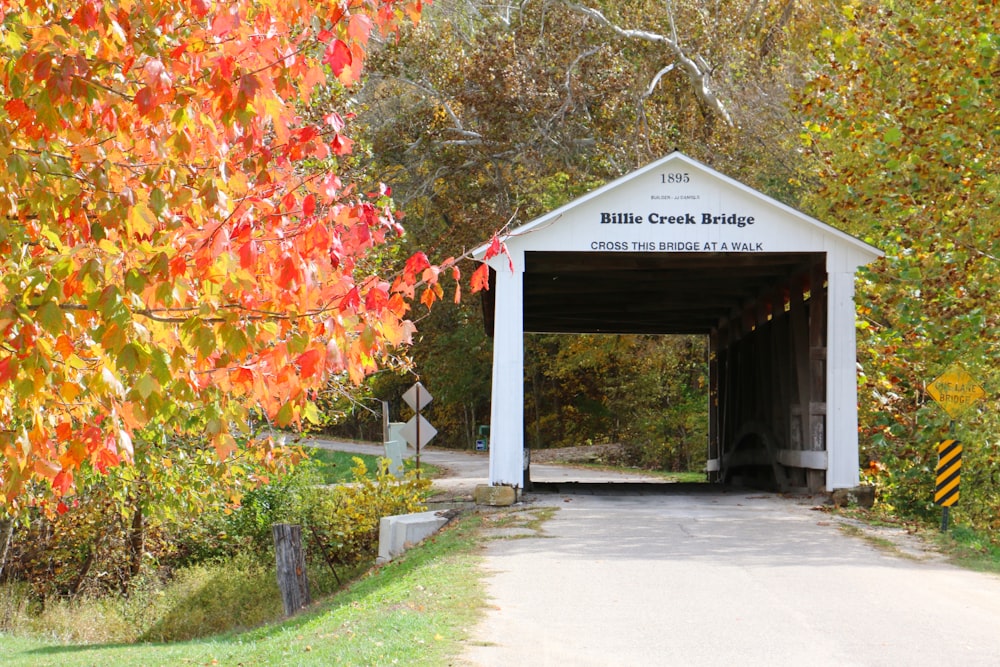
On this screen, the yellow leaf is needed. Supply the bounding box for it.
[128,202,156,237]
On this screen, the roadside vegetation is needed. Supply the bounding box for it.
[0,506,489,666]
[0,454,429,646]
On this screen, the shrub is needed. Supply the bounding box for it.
[303,457,430,567]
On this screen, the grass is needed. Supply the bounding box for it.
[832,506,1000,573]
[305,448,441,485]
[0,510,493,666]
[935,525,1000,574]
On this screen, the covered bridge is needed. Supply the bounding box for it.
[472,152,882,493]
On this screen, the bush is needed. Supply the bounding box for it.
[0,454,429,644]
[303,457,430,566]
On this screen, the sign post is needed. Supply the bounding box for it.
[934,439,962,531]
[401,381,436,476]
[926,364,985,531]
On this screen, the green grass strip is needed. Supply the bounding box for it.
[0,513,488,666]
[306,448,441,485]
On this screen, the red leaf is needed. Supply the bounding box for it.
[71,2,100,30]
[135,86,154,116]
[4,99,30,123]
[303,193,316,217]
[470,264,490,293]
[56,501,69,515]
[0,356,15,384]
[330,133,353,155]
[365,286,389,313]
[169,254,187,277]
[52,469,74,495]
[278,255,301,288]
[323,39,352,76]
[404,252,431,282]
[239,240,258,269]
[484,236,502,260]
[189,0,211,18]
[297,348,323,379]
[339,286,360,311]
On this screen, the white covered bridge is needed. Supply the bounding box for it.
[472,152,882,494]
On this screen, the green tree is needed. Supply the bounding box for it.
[797,0,999,528]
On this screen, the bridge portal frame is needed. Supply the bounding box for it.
[473,153,882,492]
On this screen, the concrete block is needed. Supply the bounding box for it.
[474,484,518,507]
[383,439,406,478]
[376,510,449,564]
[831,484,876,508]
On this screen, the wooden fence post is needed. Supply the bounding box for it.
[272,523,310,616]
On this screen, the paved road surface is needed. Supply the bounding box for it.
[461,490,1000,666]
[307,439,1000,666]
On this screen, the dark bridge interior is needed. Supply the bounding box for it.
[482,250,831,492]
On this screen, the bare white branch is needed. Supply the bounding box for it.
[643,63,676,100]
[560,1,734,127]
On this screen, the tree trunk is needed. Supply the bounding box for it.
[68,540,100,598]
[124,500,144,594]
[0,518,13,583]
[273,523,310,616]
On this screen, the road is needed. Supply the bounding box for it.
[308,439,1000,666]
[305,436,665,500]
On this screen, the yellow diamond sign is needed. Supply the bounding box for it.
[927,364,986,419]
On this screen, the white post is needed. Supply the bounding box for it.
[487,252,525,487]
[826,271,861,490]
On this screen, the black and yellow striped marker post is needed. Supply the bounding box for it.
[934,438,962,531]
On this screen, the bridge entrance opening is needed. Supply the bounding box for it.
[521,331,711,487]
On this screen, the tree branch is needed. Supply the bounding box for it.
[561,1,734,127]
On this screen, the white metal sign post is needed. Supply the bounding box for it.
[401,381,435,475]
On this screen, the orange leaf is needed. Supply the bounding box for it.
[212,433,237,460]
[211,8,239,37]
[55,334,74,358]
[470,264,490,293]
[94,446,120,473]
[420,287,436,309]
[347,14,373,44]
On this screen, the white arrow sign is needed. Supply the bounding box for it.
[402,381,433,412]
[400,414,437,450]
